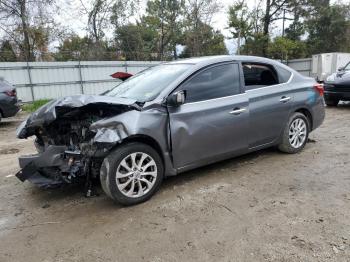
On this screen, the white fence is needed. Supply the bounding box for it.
[0,59,313,102]
[0,61,161,102]
[285,58,312,77]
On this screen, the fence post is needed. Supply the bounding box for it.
[124,60,128,73]
[26,61,35,101]
[78,60,84,94]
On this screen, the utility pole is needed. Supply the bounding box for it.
[282,9,286,37]
[237,29,241,55]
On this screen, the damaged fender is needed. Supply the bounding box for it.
[90,106,176,176]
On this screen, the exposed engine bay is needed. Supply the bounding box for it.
[16,95,142,196]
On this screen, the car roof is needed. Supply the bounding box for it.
[166,55,298,74]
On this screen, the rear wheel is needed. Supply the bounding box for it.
[325,98,339,107]
[278,112,310,154]
[100,142,164,205]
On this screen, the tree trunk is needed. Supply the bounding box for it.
[262,0,272,56]
[19,0,33,61]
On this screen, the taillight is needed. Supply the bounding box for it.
[314,83,324,96]
[4,89,16,97]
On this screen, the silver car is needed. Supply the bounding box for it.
[16,56,325,205]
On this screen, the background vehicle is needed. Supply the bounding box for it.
[16,56,325,205]
[312,53,350,82]
[324,61,350,106]
[0,78,20,122]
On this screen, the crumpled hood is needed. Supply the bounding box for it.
[326,71,350,84]
[17,95,140,139]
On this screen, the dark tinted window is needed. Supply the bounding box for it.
[276,65,292,83]
[242,63,279,90]
[181,63,241,103]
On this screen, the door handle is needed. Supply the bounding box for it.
[280,96,291,103]
[230,108,246,115]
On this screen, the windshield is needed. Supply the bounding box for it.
[344,62,350,71]
[106,64,191,102]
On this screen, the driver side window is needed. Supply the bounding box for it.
[180,63,241,103]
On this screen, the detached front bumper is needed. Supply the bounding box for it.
[16,145,68,189]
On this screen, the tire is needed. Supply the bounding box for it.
[325,98,339,107]
[278,112,310,154]
[100,142,164,206]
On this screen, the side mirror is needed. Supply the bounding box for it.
[338,66,344,71]
[167,91,186,107]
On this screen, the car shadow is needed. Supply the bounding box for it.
[25,147,277,210]
[162,147,276,189]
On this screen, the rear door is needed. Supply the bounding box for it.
[242,63,294,149]
[168,62,249,169]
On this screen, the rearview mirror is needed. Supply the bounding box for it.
[167,91,186,107]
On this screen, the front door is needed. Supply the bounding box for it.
[168,63,249,169]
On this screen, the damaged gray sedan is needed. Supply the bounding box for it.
[16,56,325,205]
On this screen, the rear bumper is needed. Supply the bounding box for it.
[324,83,350,101]
[311,98,326,131]
[0,96,20,118]
[324,91,350,101]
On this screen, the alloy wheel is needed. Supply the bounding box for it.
[115,152,157,198]
[289,118,307,149]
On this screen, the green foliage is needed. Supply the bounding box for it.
[228,0,350,59]
[228,1,254,41]
[53,35,117,61]
[181,24,228,57]
[22,99,51,112]
[142,0,184,59]
[115,23,158,61]
[306,4,350,55]
[268,37,307,60]
[53,35,92,61]
[0,41,17,62]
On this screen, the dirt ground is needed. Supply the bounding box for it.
[0,105,350,262]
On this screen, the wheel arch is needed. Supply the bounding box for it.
[295,108,313,130]
[116,134,165,165]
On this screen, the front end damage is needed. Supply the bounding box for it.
[16,95,142,195]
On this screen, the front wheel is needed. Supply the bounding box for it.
[278,112,310,154]
[100,142,164,206]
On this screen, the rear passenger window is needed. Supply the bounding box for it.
[242,63,279,90]
[181,63,241,103]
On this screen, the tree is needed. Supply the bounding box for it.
[261,0,295,55]
[305,3,350,55]
[228,0,265,54]
[181,22,227,57]
[54,35,93,61]
[268,36,306,60]
[110,0,139,28]
[115,23,158,61]
[142,0,185,60]
[0,0,57,61]
[0,40,17,61]
[181,0,223,56]
[54,34,117,61]
[228,1,253,42]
